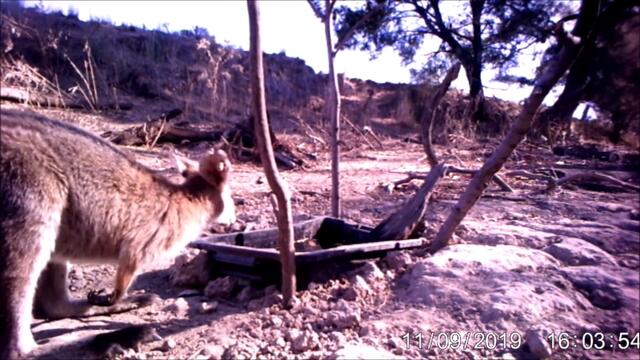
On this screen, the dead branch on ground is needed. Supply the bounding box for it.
[1,87,132,110]
[101,109,194,146]
[368,164,446,241]
[391,166,512,192]
[507,169,640,192]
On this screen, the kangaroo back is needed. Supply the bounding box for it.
[0,109,235,358]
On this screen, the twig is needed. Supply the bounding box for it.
[549,171,640,192]
[148,118,167,148]
[447,166,514,192]
[343,116,377,150]
[363,126,384,149]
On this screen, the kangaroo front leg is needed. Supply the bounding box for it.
[88,260,137,307]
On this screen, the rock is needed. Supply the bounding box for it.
[270,316,284,327]
[291,330,320,353]
[237,286,253,302]
[325,310,361,330]
[343,287,358,301]
[275,337,286,348]
[359,261,384,281]
[266,294,284,307]
[328,343,399,360]
[387,336,403,349]
[264,285,278,295]
[199,301,218,314]
[543,238,617,266]
[178,289,201,297]
[329,331,347,346]
[160,338,176,352]
[352,275,372,293]
[288,296,301,308]
[525,329,552,359]
[205,276,238,299]
[358,326,370,337]
[560,265,639,310]
[308,282,320,291]
[300,304,318,317]
[222,343,259,360]
[385,251,413,270]
[589,289,621,310]
[170,251,210,288]
[105,344,127,358]
[164,297,189,316]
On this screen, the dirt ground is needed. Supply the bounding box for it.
[3,105,638,360]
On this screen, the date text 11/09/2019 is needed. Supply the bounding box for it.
[401,331,640,352]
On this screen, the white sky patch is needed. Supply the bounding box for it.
[25,0,589,116]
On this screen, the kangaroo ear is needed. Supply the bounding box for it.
[198,149,230,185]
[173,153,199,178]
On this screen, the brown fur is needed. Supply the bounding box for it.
[0,109,235,358]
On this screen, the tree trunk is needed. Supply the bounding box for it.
[246,0,296,306]
[537,33,595,142]
[467,0,486,122]
[429,0,599,253]
[422,63,461,167]
[324,0,342,218]
[462,59,485,122]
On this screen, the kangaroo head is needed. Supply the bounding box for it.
[173,150,236,225]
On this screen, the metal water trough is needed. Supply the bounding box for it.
[189,217,426,286]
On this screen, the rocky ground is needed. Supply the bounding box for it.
[20,106,639,360]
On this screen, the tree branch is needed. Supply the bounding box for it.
[429,0,601,254]
[307,0,324,19]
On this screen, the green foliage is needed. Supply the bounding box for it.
[334,0,572,83]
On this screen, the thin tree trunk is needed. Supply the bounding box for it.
[324,0,342,218]
[462,60,485,122]
[422,63,461,167]
[246,0,296,305]
[429,0,599,253]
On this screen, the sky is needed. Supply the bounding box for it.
[24,0,580,109]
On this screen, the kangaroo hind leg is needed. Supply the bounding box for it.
[0,212,60,358]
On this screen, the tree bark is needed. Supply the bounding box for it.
[468,0,485,103]
[247,0,296,306]
[429,0,600,253]
[324,0,342,218]
[422,62,461,167]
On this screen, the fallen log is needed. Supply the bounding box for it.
[392,166,513,192]
[1,87,132,110]
[368,164,446,242]
[101,109,198,146]
[506,168,640,193]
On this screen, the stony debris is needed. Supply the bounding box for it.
[525,329,552,359]
[328,342,399,360]
[163,297,189,316]
[290,329,320,353]
[560,265,639,310]
[198,301,218,314]
[236,285,254,302]
[324,309,361,330]
[205,276,238,299]
[358,261,385,281]
[170,250,210,288]
[543,237,617,266]
[177,289,201,298]
[221,342,259,360]
[159,338,176,352]
[384,251,413,270]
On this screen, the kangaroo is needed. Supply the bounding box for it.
[0,109,236,358]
